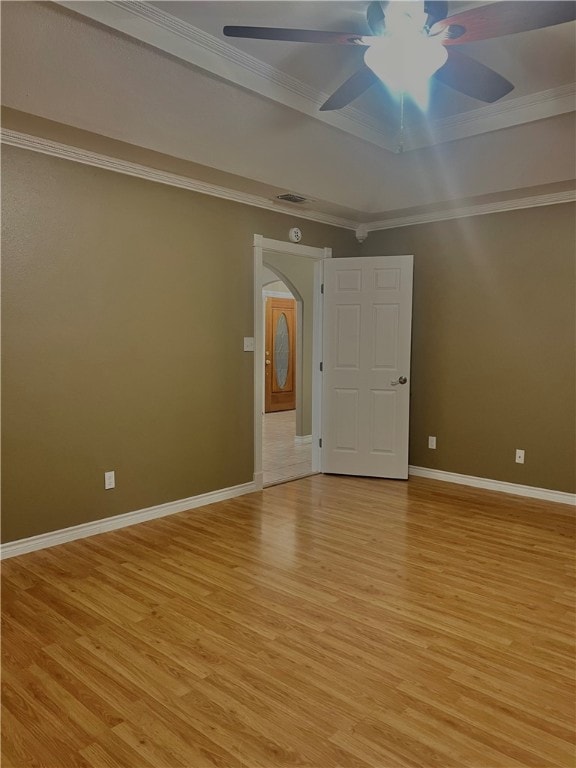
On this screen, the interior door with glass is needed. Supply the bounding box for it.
[265,297,296,412]
[322,255,413,478]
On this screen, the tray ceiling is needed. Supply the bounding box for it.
[1,1,575,222]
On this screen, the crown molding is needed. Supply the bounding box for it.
[365,190,576,232]
[3,129,573,235]
[56,1,575,153]
[0,129,357,230]
[436,83,576,133]
[407,83,576,149]
[56,0,395,153]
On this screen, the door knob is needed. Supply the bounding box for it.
[266,360,271,365]
[391,376,407,386]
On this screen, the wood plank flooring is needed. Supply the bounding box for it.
[2,475,575,767]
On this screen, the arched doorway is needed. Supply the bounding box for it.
[253,235,331,489]
[261,266,310,485]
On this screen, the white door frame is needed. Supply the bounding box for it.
[253,234,331,489]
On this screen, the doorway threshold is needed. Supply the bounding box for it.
[263,471,318,488]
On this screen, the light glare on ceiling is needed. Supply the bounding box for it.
[363,3,448,109]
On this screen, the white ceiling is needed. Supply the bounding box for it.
[1,1,575,222]
[157,1,576,117]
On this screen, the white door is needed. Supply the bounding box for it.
[321,255,413,478]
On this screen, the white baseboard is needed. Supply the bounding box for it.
[0,480,258,560]
[294,435,312,445]
[409,466,576,506]
[5,468,572,560]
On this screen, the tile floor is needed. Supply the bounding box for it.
[262,410,313,486]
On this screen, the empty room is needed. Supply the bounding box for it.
[1,1,575,766]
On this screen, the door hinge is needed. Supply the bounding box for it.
[320,283,324,294]
[319,362,323,372]
[319,438,323,448]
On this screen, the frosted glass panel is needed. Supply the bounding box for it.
[275,313,289,389]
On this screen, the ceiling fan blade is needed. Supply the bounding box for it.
[432,1,576,45]
[424,1,448,27]
[320,65,380,111]
[223,26,368,45]
[366,2,386,35]
[433,49,514,102]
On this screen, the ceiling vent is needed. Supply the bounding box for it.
[276,193,307,204]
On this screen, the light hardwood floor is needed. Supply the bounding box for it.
[2,475,575,768]
[263,411,313,486]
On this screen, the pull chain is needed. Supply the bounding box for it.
[397,91,405,154]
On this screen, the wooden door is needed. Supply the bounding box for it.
[322,255,413,478]
[265,297,296,412]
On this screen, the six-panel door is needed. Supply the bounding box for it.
[322,256,413,478]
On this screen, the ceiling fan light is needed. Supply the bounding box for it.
[385,2,428,37]
[364,32,447,109]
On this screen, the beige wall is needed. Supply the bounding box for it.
[3,145,574,545]
[360,204,576,493]
[263,279,290,293]
[1,146,359,542]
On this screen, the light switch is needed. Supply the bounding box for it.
[243,337,255,352]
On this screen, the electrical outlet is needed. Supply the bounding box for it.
[104,470,116,489]
[428,436,437,449]
[515,449,525,464]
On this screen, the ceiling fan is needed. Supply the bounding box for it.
[223,1,576,111]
